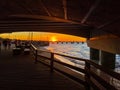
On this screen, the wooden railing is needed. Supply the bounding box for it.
[31,44,120,90]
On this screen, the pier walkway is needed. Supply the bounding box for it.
[0,46,85,90]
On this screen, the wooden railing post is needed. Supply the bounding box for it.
[85,61,91,90]
[50,53,54,72]
[35,49,38,63]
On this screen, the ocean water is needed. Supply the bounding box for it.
[37,42,120,72]
[44,42,90,59]
[44,42,89,68]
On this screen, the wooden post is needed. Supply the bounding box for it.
[85,61,91,90]
[35,49,38,63]
[50,53,54,72]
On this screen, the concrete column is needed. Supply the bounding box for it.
[100,50,115,69]
[90,48,99,63]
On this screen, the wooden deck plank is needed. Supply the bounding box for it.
[0,47,85,90]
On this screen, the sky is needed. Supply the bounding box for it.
[0,32,86,42]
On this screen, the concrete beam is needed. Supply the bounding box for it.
[100,50,115,69]
[90,48,99,64]
[87,35,120,54]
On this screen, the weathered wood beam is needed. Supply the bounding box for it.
[14,1,33,14]
[63,0,67,20]
[40,0,52,16]
[9,14,88,25]
[81,0,101,24]
[97,17,120,30]
[89,17,120,38]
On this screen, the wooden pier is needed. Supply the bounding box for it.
[0,46,84,90]
[0,44,119,90]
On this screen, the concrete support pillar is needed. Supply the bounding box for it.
[100,50,115,69]
[90,48,99,63]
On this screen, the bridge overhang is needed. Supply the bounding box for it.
[0,0,120,54]
[0,15,93,38]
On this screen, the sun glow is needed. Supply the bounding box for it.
[0,32,86,42]
[50,36,57,42]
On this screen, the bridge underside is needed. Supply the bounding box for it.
[0,0,119,37]
[0,0,120,54]
[0,16,92,38]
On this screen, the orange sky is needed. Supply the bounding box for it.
[0,32,86,42]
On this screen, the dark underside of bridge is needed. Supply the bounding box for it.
[0,0,119,38]
[0,0,120,54]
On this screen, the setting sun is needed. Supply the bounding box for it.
[0,32,86,42]
[50,36,57,42]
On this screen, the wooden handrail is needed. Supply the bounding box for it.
[36,47,120,80]
[30,44,120,90]
[90,70,117,90]
[87,60,120,80]
[54,60,85,73]
[31,44,37,50]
